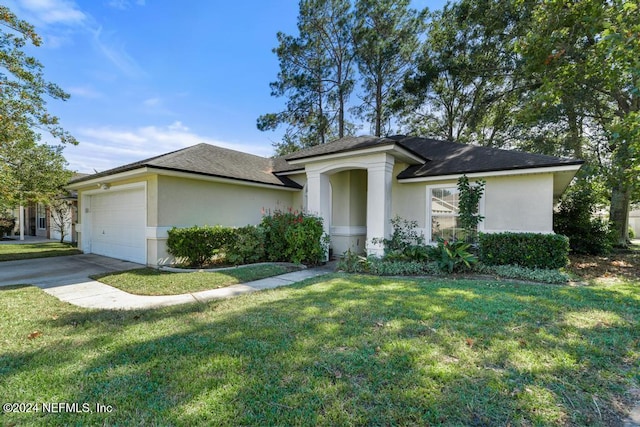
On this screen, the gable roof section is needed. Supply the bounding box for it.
[392,136,584,179]
[70,143,301,189]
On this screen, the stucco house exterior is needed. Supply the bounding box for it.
[67,135,583,265]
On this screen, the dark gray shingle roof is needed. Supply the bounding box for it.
[70,143,302,189]
[283,135,405,161]
[392,136,583,178]
[72,136,582,188]
[275,135,582,177]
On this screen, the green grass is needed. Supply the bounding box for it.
[1,275,638,426]
[0,242,81,261]
[92,264,302,295]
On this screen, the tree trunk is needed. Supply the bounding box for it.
[609,184,630,247]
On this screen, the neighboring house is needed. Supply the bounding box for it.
[67,135,583,266]
[630,206,640,238]
[10,174,86,242]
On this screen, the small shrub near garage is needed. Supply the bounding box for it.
[225,225,265,265]
[479,232,569,269]
[166,225,234,267]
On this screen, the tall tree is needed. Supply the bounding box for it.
[516,0,640,245]
[0,6,76,207]
[258,0,355,154]
[352,0,426,136]
[398,1,526,146]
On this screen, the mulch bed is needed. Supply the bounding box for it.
[567,246,639,281]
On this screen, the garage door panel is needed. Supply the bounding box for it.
[90,187,146,264]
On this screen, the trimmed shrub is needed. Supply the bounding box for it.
[166,225,234,267]
[261,209,328,265]
[226,225,266,265]
[478,232,569,269]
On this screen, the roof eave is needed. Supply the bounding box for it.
[67,165,302,191]
[287,143,425,166]
[397,162,584,183]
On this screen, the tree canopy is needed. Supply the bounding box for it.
[0,6,76,208]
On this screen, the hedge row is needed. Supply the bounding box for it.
[166,210,327,267]
[478,232,569,269]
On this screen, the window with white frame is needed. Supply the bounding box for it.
[37,204,46,230]
[428,186,465,242]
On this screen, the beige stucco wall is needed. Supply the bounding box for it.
[151,175,298,264]
[288,173,307,211]
[391,162,427,229]
[483,173,554,233]
[390,169,555,241]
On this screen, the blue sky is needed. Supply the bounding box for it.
[6,0,446,173]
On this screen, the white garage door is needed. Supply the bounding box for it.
[90,187,146,264]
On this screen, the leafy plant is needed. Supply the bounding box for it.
[337,249,371,273]
[372,216,428,261]
[457,175,485,244]
[428,238,478,273]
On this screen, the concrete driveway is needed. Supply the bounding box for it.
[0,254,143,288]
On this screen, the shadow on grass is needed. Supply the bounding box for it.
[1,275,638,425]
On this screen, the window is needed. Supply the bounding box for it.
[37,204,46,230]
[429,186,465,242]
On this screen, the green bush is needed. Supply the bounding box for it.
[629,227,635,239]
[261,210,328,265]
[478,232,569,269]
[0,217,15,237]
[226,225,265,265]
[166,225,234,267]
[553,187,612,255]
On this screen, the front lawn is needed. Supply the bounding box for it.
[92,264,302,295]
[0,242,81,261]
[1,273,638,425]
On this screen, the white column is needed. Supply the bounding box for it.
[366,154,395,256]
[19,205,25,241]
[306,169,331,259]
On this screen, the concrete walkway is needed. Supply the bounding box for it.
[40,266,333,310]
[0,254,334,310]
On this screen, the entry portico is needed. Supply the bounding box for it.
[284,141,426,256]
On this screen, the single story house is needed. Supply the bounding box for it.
[67,135,583,265]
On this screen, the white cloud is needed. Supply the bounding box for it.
[18,0,86,25]
[65,122,274,173]
[91,26,146,78]
[106,0,145,10]
[66,85,104,99]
